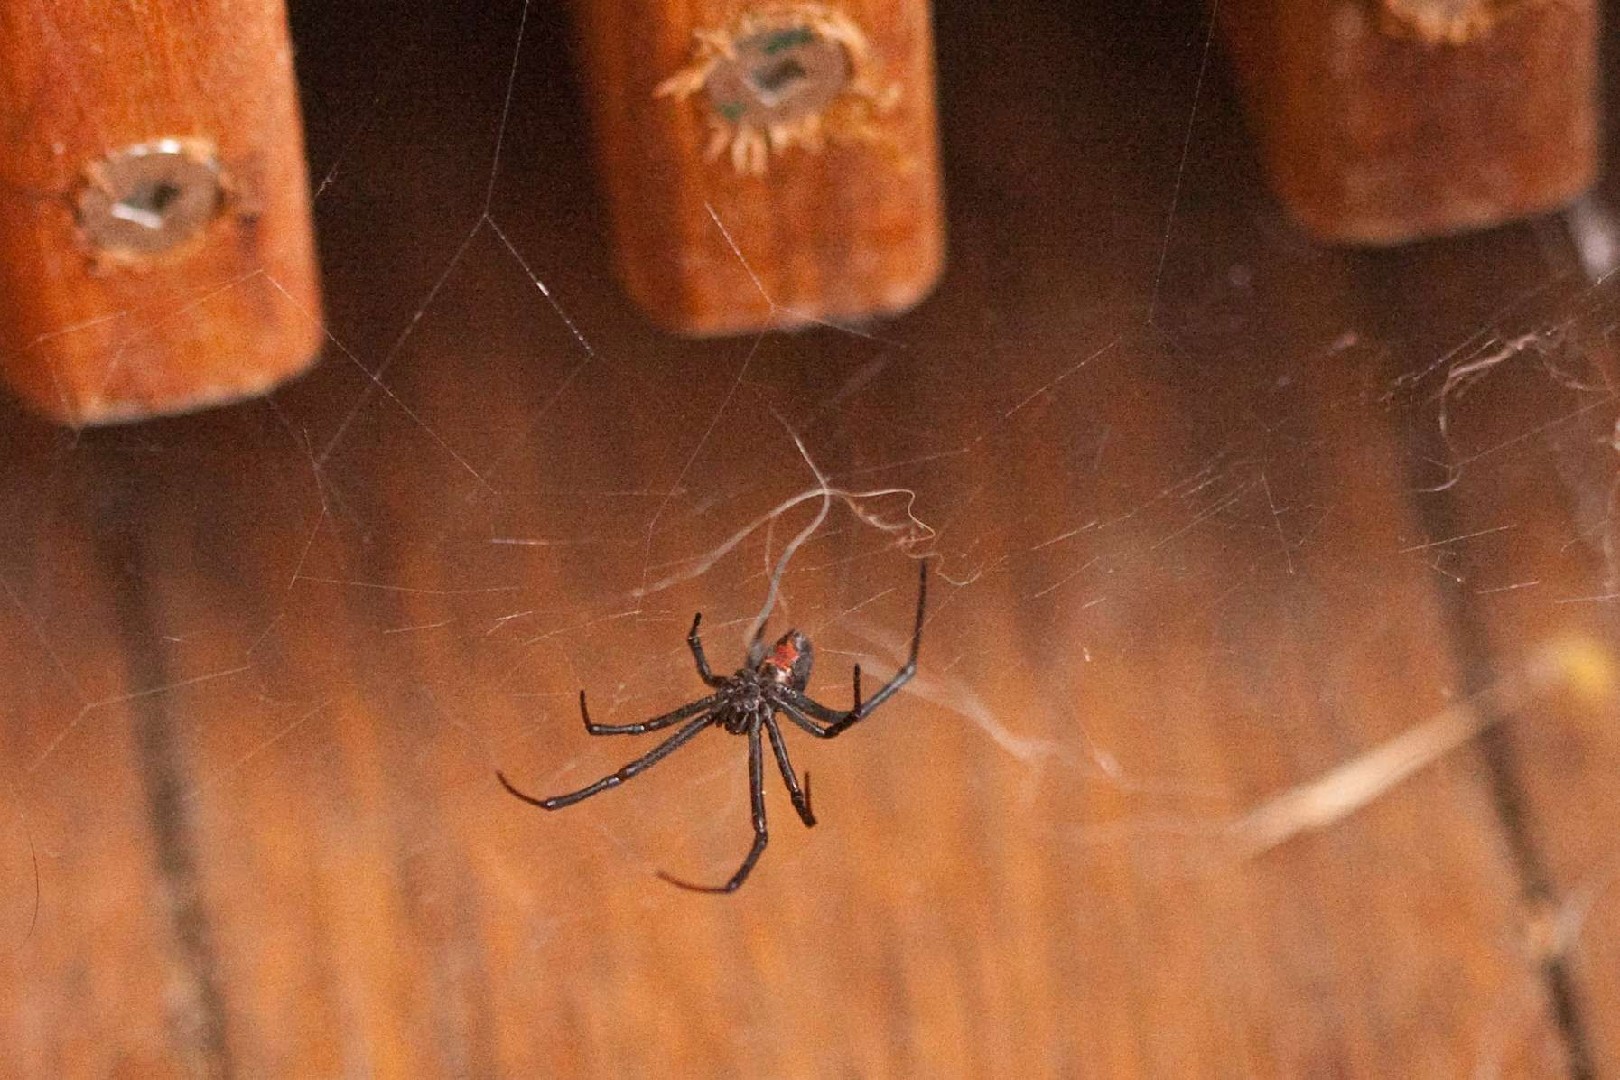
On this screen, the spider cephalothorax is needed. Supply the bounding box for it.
[497,563,928,893]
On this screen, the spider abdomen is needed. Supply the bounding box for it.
[758,629,814,691]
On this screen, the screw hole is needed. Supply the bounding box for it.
[749,58,810,106]
[110,180,185,232]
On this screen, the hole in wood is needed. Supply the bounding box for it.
[705,24,851,126]
[76,140,224,261]
[749,57,811,106]
[110,180,185,232]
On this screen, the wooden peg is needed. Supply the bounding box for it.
[573,0,946,335]
[1218,0,1598,245]
[0,0,322,425]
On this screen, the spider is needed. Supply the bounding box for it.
[498,562,928,893]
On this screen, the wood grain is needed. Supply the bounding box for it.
[571,0,945,334]
[1218,0,1598,244]
[0,0,322,425]
[1356,225,1620,1077]
[0,0,1613,1074]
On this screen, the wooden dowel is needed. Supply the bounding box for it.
[0,0,322,425]
[573,0,945,335]
[1218,0,1598,245]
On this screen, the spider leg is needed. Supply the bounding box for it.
[764,713,815,827]
[579,688,719,735]
[844,560,927,714]
[779,674,858,725]
[497,711,713,810]
[686,614,727,688]
[658,719,768,893]
[771,563,927,738]
[777,698,840,739]
[803,561,929,737]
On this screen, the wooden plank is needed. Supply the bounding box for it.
[1218,0,1598,244]
[571,0,945,334]
[0,454,232,1077]
[0,0,1597,1073]
[0,0,322,424]
[51,324,1556,1074]
[1364,223,1620,1076]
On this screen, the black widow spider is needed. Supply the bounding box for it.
[498,562,928,893]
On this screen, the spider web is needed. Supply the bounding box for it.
[0,0,1617,1073]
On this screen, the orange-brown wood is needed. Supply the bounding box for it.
[1218,0,1598,245]
[0,0,322,425]
[572,0,945,334]
[0,1,1613,1074]
[1361,229,1620,1077]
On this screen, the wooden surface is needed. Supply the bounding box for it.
[0,0,321,425]
[1,0,1618,1075]
[1218,0,1598,244]
[573,0,944,334]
